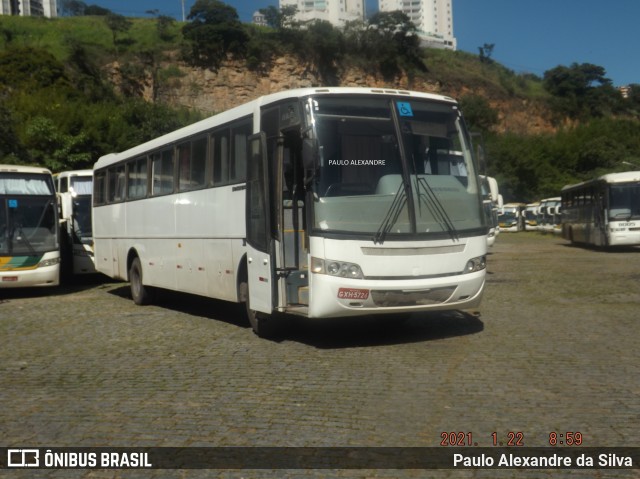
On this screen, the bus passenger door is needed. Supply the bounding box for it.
[245,132,275,315]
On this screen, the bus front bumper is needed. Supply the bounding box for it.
[307,271,485,318]
[0,264,60,288]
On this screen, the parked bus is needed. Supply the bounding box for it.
[0,164,60,288]
[537,197,561,234]
[561,171,640,247]
[93,88,488,336]
[523,202,540,231]
[55,170,95,277]
[498,202,526,232]
[480,175,500,246]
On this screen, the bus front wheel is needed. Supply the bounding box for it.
[239,281,277,339]
[129,257,152,305]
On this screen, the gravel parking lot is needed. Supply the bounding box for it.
[1,232,638,478]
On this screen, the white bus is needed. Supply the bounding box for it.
[55,170,96,277]
[93,88,488,336]
[498,202,526,232]
[523,202,540,231]
[480,175,500,246]
[561,171,640,247]
[0,164,60,288]
[537,197,561,234]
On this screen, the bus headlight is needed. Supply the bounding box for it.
[39,257,61,268]
[311,257,364,279]
[464,256,486,274]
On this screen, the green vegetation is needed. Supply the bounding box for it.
[1,3,640,202]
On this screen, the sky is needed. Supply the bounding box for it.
[87,0,639,86]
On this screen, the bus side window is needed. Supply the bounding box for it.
[128,157,148,200]
[108,165,125,203]
[178,141,192,191]
[213,128,229,186]
[230,119,251,183]
[191,136,207,188]
[152,149,174,196]
[94,171,107,206]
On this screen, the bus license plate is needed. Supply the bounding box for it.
[338,288,369,300]
[2,276,18,282]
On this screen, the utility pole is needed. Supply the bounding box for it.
[181,0,185,21]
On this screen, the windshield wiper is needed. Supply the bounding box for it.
[10,222,37,256]
[415,176,459,241]
[373,182,407,244]
[7,198,54,256]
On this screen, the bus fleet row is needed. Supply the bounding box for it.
[495,198,563,235]
[0,166,96,289]
[491,171,640,249]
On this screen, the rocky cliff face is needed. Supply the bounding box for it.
[109,54,553,135]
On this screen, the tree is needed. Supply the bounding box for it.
[459,94,499,133]
[543,63,622,120]
[626,84,640,116]
[363,11,426,79]
[24,116,93,171]
[84,4,111,15]
[105,13,133,50]
[182,0,249,69]
[258,5,298,29]
[0,101,27,163]
[299,20,344,84]
[0,47,70,91]
[156,15,176,42]
[478,43,495,64]
[60,0,87,16]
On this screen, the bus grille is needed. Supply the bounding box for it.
[370,287,455,307]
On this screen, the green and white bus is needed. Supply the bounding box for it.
[1,165,60,288]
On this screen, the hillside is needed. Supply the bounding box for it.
[0,14,552,133]
[1,14,639,201]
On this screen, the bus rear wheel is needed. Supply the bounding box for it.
[129,257,152,305]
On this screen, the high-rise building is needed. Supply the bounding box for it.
[0,0,57,17]
[378,0,456,50]
[279,0,365,27]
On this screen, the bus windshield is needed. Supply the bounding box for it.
[310,95,484,239]
[70,176,93,195]
[609,183,640,220]
[0,173,57,255]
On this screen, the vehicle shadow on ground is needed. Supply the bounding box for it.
[561,243,640,253]
[107,284,249,328]
[275,311,484,349]
[107,284,484,348]
[0,273,111,302]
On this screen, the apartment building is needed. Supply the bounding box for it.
[0,0,57,17]
[279,0,365,27]
[276,0,455,50]
[378,0,456,49]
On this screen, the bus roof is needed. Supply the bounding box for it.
[55,169,93,178]
[94,87,458,170]
[562,171,640,191]
[0,164,52,175]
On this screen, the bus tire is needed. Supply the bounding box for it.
[129,257,152,305]
[240,281,277,339]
